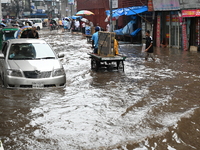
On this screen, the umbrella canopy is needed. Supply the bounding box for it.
[15,26,32,39]
[0,23,7,27]
[64,17,70,21]
[81,18,88,23]
[76,10,94,16]
[70,16,82,20]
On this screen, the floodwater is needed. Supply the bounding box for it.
[0,29,200,150]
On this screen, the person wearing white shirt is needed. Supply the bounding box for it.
[89,20,94,27]
[75,19,80,31]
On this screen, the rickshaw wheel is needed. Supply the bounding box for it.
[91,59,100,71]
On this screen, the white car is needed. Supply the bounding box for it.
[0,39,66,88]
[20,18,43,30]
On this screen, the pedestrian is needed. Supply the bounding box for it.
[81,21,86,35]
[74,19,80,32]
[145,30,155,61]
[62,19,68,32]
[96,23,102,31]
[27,25,39,39]
[88,20,94,27]
[70,19,75,33]
[91,26,100,54]
[58,19,63,29]
[106,23,110,32]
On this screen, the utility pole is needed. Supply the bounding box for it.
[0,0,2,21]
[109,0,113,32]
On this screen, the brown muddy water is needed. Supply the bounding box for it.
[0,30,200,150]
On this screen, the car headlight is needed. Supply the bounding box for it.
[7,69,23,77]
[52,68,65,77]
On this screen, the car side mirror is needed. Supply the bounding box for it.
[57,53,64,58]
[0,53,5,59]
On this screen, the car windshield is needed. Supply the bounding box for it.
[8,43,56,60]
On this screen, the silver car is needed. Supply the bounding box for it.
[0,39,66,88]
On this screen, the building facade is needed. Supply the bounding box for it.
[77,0,148,43]
[152,0,200,51]
[1,0,76,19]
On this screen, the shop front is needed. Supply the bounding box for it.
[181,9,200,51]
[156,11,181,49]
[152,0,181,49]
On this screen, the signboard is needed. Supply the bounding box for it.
[166,15,170,25]
[196,18,200,45]
[23,12,30,16]
[54,9,58,14]
[68,0,74,5]
[156,15,161,47]
[1,0,10,3]
[182,18,188,51]
[182,9,200,17]
[112,0,118,9]
[148,0,153,11]
[153,0,180,11]
[179,0,200,9]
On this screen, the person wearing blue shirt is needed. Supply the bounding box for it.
[91,26,100,54]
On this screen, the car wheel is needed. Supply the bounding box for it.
[37,27,40,30]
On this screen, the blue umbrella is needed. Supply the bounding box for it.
[0,23,6,27]
[70,16,82,19]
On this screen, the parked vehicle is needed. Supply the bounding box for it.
[29,18,43,30]
[10,19,24,28]
[0,27,19,50]
[0,39,66,88]
[19,18,43,30]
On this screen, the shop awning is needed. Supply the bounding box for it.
[23,13,48,17]
[30,13,48,17]
[106,6,148,18]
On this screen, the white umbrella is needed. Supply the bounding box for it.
[64,17,70,21]
[81,18,88,23]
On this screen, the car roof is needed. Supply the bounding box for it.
[1,27,19,31]
[7,39,47,44]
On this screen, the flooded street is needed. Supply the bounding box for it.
[0,29,200,150]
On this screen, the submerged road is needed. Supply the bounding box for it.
[0,29,200,150]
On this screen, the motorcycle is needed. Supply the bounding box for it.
[50,23,57,31]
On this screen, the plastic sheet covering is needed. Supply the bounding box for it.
[122,20,135,35]
[106,6,148,17]
[130,28,141,37]
[114,28,123,35]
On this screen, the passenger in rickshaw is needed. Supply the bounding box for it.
[91,26,100,54]
[20,30,29,38]
[27,25,39,39]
